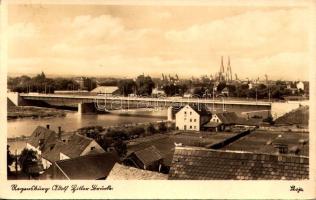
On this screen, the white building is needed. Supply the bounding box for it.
[175,105,211,131]
[296,81,304,91]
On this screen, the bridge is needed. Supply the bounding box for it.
[8,92,272,114]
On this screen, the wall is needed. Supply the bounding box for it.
[175,105,200,131]
[80,140,105,156]
[78,102,97,113]
[60,152,70,160]
[41,158,52,170]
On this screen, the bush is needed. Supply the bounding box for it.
[146,123,157,134]
[158,122,167,133]
[129,127,145,137]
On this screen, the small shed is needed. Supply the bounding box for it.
[125,145,163,172]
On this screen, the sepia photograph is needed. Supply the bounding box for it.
[1,0,316,199]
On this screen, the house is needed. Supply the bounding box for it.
[221,87,229,96]
[207,112,240,131]
[296,81,304,91]
[26,125,58,156]
[151,88,165,97]
[168,146,309,180]
[124,145,164,172]
[27,126,105,170]
[90,86,119,96]
[41,133,105,169]
[175,104,211,131]
[40,152,119,180]
[106,163,168,180]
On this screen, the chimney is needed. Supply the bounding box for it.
[58,126,62,139]
[46,124,50,129]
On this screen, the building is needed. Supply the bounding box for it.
[107,163,168,180]
[175,104,211,131]
[90,86,119,96]
[75,77,96,91]
[207,112,240,131]
[221,87,229,97]
[168,146,308,180]
[151,88,165,97]
[26,126,105,170]
[40,152,119,180]
[26,125,58,155]
[41,133,105,169]
[124,145,164,172]
[296,81,304,91]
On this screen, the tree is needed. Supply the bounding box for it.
[146,123,157,135]
[158,122,167,133]
[135,75,155,96]
[18,149,41,178]
[118,79,136,96]
[7,145,14,176]
[216,82,226,92]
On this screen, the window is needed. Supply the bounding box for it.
[91,146,95,150]
[184,111,187,114]
[190,126,192,129]
[190,119,192,122]
[194,119,196,122]
[194,126,196,129]
[190,112,192,115]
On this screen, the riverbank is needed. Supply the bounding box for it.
[7,106,66,120]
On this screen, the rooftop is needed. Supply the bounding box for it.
[275,105,309,126]
[222,129,309,156]
[27,126,57,149]
[169,147,308,180]
[127,131,240,166]
[107,163,168,180]
[60,133,94,158]
[132,145,163,166]
[41,152,119,180]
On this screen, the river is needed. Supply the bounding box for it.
[7,109,167,138]
[7,109,167,154]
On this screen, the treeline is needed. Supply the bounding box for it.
[8,72,80,93]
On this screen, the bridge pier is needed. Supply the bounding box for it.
[7,92,31,106]
[78,103,96,114]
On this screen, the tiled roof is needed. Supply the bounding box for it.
[169,147,308,180]
[214,112,239,124]
[91,86,118,94]
[41,152,119,180]
[27,126,57,150]
[41,140,67,163]
[107,163,168,180]
[275,105,309,125]
[42,133,104,163]
[175,104,211,116]
[133,145,163,166]
[60,133,94,158]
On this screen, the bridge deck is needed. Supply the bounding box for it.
[20,93,272,106]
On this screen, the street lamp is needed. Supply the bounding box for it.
[221,96,226,111]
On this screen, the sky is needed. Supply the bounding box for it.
[7,3,313,81]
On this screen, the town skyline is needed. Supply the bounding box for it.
[7,4,311,81]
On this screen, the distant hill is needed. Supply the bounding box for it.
[274,105,309,126]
